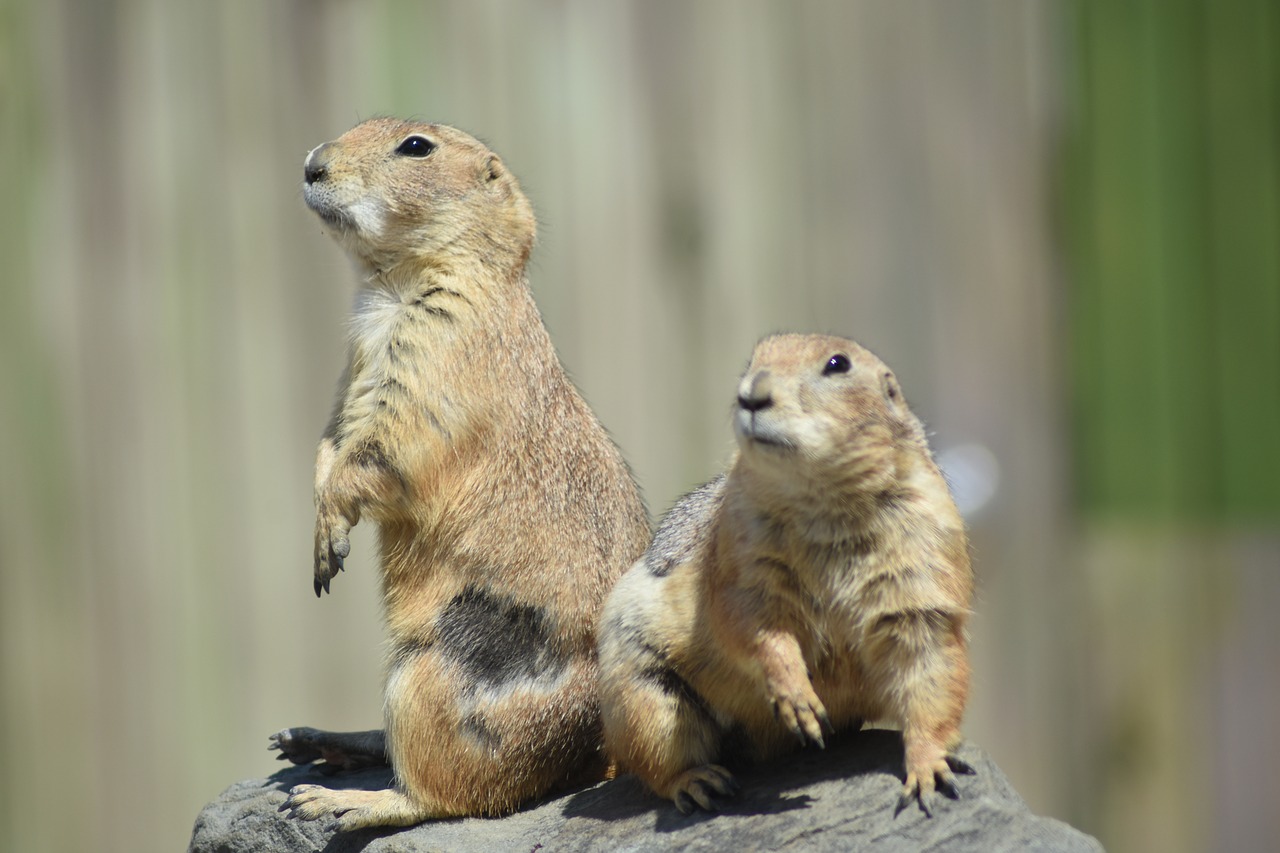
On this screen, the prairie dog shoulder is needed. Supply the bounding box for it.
[600,333,973,815]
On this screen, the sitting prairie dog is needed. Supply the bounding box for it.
[269,118,650,830]
[598,333,974,815]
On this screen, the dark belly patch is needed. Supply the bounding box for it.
[461,712,502,752]
[349,439,408,491]
[432,585,568,687]
[637,641,716,726]
[353,440,392,470]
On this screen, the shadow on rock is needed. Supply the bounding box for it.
[264,763,395,795]
[562,728,906,828]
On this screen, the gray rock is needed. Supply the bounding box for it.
[189,730,1102,852]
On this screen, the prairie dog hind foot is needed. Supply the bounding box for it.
[280,785,449,832]
[668,765,738,814]
[269,727,388,771]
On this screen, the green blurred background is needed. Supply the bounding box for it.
[1,1,1276,851]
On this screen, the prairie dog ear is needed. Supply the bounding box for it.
[881,371,903,409]
[483,154,506,183]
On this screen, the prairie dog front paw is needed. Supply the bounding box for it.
[757,631,831,748]
[314,500,355,596]
[898,740,975,817]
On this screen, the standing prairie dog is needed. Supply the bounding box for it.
[599,333,974,815]
[269,119,650,830]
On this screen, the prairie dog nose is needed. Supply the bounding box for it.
[737,370,774,412]
[304,142,336,184]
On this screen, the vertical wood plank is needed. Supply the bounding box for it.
[1206,0,1280,516]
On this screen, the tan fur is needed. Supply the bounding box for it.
[598,333,974,815]
[270,119,650,830]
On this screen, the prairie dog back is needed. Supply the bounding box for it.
[599,333,974,815]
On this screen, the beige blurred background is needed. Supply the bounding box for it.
[1,2,1277,851]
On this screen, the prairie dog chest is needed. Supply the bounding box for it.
[789,549,865,646]
[340,285,443,444]
[351,287,407,361]
[786,539,928,656]
[349,285,438,375]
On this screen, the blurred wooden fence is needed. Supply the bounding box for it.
[1061,3,1280,850]
[0,3,1275,852]
[1066,0,1280,519]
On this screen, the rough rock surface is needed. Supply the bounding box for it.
[189,729,1102,852]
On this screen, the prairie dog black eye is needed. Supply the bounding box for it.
[396,135,436,157]
[823,354,851,376]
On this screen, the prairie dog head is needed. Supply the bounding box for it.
[302,118,535,273]
[732,333,930,498]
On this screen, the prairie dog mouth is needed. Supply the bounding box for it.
[304,195,354,230]
[734,410,795,451]
[304,185,383,237]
